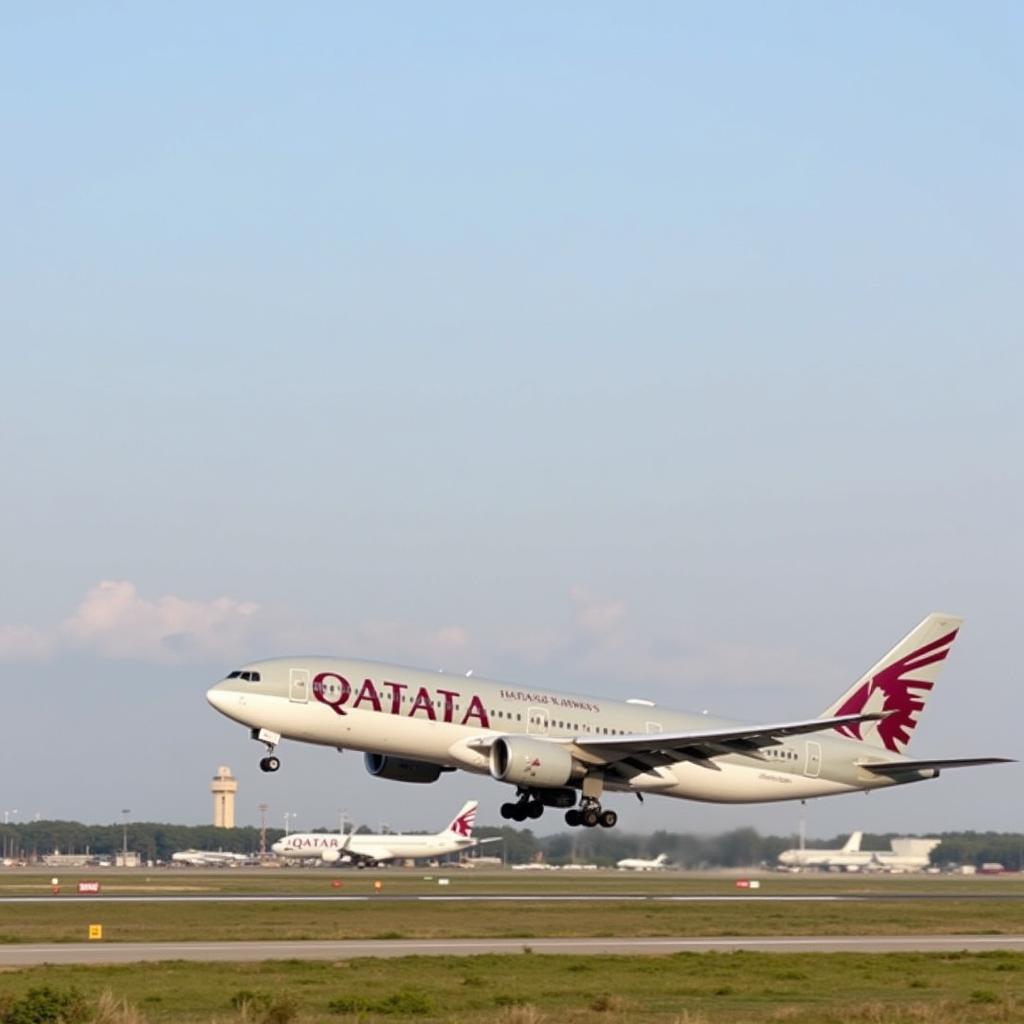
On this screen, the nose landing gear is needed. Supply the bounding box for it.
[251,728,282,772]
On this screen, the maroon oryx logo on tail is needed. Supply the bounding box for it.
[832,628,958,753]
[446,803,478,837]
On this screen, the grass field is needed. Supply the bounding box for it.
[1,873,1022,1022]
[3,896,1024,945]
[0,870,1022,945]
[1,951,1022,1023]
[4,868,1021,899]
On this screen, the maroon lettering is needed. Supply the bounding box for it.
[312,672,350,716]
[437,688,459,724]
[382,680,407,715]
[353,678,382,712]
[409,686,436,720]
[461,693,489,728]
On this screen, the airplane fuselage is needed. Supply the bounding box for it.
[274,831,476,862]
[207,656,931,805]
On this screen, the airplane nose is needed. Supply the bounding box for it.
[207,685,232,713]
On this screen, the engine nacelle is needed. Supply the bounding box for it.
[321,848,342,864]
[364,753,444,784]
[489,736,580,788]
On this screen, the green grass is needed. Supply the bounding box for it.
[1,870,1021,944]
[0,952,1022,1023]
[3,896,1024,944]
[4,868,1021,899]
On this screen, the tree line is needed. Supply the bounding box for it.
[2,820,1021,869]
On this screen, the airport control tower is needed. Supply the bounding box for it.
[211,765,238,828]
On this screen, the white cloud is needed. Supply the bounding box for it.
[0,580,829,705]
[60,580,262,662]
[0,580,477,667]
[0,624,55,661]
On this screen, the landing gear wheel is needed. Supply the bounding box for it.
[512,804,528,822]
[500,802,517,820]
[581,807,600,828]
[259,755,280,773]
[526,800,544,820]
[598,809,618,829]
[565,809,582,827]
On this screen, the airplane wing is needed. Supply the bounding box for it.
[856,756,1014,777]
[345,842,395,863]
[570,711,892,776]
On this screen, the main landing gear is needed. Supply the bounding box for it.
[565,799,617,829]
[500,790,545,822]
[498,787,619,828]
[251,728,282,773]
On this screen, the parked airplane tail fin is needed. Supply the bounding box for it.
[820,614,962,755]
[842,831,863,853]
[444,801,479,838]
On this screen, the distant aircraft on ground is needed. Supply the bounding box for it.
[207,614,1011,830]
[170,849,252,866]
[616,853,669,871]
[271,801,494,865]
[778,833,940,872]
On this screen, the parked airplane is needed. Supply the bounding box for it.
[777,831,868,870]
[207,614,1011,830]
[271,801,492,864]
[170,849,252,866]
[778,833,940,872]
[617,853,670,871]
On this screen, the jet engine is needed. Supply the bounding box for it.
[489,736,582,788]
[364,753,444,784]
[321,848,342,864]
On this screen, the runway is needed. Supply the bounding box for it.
[3,935,1024,964]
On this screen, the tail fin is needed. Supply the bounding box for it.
[820,614,962,754]
[841,831,863,853]
[655,854,668,865]
[444,801,478,838]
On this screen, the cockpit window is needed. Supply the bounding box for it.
[227,671,241,679]
[226,670,261,681]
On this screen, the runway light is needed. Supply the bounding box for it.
[373,880,383,892]
[331,880,342,888]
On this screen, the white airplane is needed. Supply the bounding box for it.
[778,833,940,872]
[207,614,1011,830]
[617,853,670,871]
[271,801,490,864]
[777,831,867,870]
[170,849,252,866]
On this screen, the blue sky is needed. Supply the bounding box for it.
[1,3,1020,837]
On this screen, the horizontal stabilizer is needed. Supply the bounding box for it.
[858,756,1014,776]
